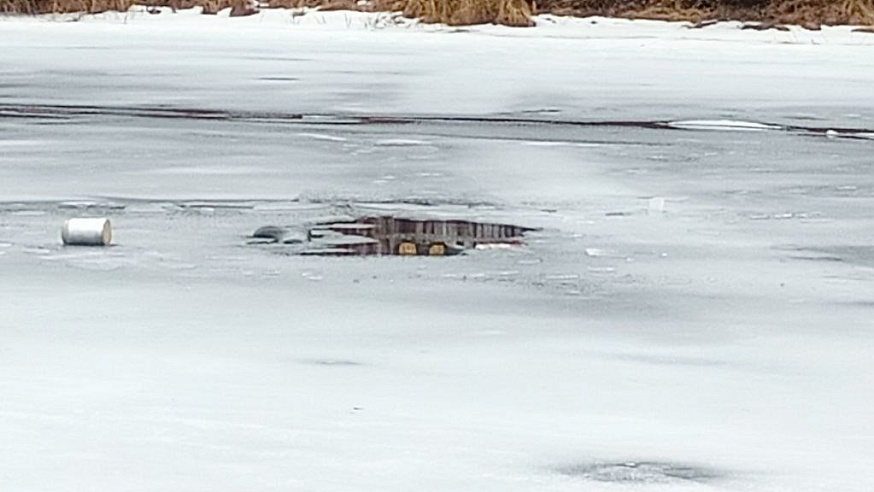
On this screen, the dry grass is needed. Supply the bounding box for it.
[261,0,404,12]
[1,0,872,27]
[539,0,874,26]
[1,0,129,14]
[404,0,532,25]
[0,0,237,14]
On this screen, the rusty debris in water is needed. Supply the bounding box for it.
[250,215,533,256]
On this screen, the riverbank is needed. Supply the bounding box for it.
[2,0,873,27]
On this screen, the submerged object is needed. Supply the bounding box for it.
[252,225,287,241]
[250,225,304,244]
[61,218,112,246]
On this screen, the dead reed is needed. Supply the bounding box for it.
[538,0,874,26]
[403,0,533,25]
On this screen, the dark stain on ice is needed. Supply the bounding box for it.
[178,201,255,210]
[783,246,874,267]
[0,104,234,121]
[246,55,312,62]
[818,246,874,267]
[789,254,844,263]
[305,359,363,367]
[258,76,300,82]
[841,301,874,309]
[555,461,723,484]
[3,103,874,138]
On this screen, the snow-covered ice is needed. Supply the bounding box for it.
[1,10,873,491]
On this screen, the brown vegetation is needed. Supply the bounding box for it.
[1,0,872,28]
[403,0,533,26]
[538,0,874,26]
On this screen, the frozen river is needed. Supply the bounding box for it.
[1,11,873,491]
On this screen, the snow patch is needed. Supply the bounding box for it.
[296,133,348,142]
[374,139,432,147]
[666,120,783,131]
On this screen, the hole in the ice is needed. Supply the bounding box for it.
[555,461,722,484]
[251,215,534,256]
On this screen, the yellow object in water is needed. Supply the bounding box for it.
[428,243,446,256]
[398,241,417,255]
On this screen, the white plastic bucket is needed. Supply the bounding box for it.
[61,218,112,246]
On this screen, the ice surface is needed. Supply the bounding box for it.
[1,10,873,492]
